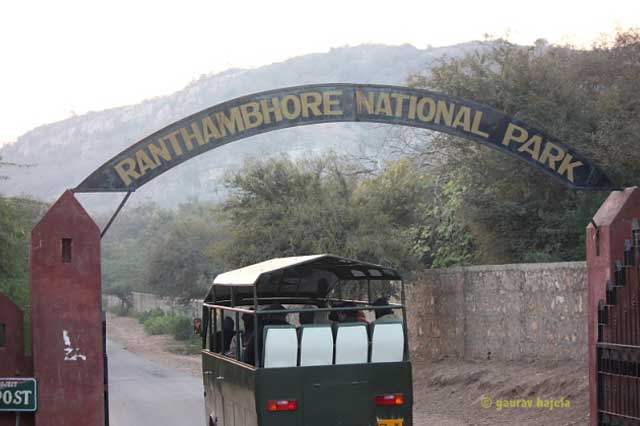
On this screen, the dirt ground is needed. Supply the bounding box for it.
[107,314,589,426]
[106,313,202,377]
[411,356,588,426]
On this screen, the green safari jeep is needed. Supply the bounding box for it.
[201,254,412,426]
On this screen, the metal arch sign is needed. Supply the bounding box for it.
[74,84,616,192]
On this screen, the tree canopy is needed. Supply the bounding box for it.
[0,196,47,309]
[404,31,639,263]
[211,154,472,271]
[101,201,225,303]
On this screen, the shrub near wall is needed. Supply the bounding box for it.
[139,309,193,341]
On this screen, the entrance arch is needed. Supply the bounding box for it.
[74,84,615,193]
[23,84,624,426]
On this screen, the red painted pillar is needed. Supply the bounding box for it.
[0,294,32,377]
[30,190,104,426]
[0,294,34,426]
[586,187,640,426]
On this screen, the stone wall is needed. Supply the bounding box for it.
[105,262,588,363]
[406,262,587,364]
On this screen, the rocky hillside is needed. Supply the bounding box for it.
[0,42,482,209]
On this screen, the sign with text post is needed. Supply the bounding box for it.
[0,378,37,412]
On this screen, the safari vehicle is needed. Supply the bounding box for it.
[201,254,413,426]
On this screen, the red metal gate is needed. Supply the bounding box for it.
[587,188,640,426]
[595,221,640,425]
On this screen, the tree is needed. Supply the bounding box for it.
[102,201,224,303]
[101,202,171,295]
[144,212,224,302]
[212,154,471,271]
[0,197,47,309]
[354,158,473,268]
[406,32,639,263]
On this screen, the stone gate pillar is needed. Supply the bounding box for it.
[30,190,104,426]
[586,187,640,426]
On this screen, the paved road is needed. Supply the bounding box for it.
[107,339,205,426]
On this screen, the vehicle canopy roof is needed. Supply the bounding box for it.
[204,254,401,304]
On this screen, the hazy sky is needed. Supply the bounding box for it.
[0,0,638,145]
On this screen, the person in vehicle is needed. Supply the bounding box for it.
[243,304,289,365]
[372,297,398,322]
[299,305,316,325]
[356,310,369,324]
[215,317,235,353]
[330,301,360,323]
[225,309,254,359]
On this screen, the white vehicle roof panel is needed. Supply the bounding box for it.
[213,254,327,286]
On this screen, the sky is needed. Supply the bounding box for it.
[0,0,638,146]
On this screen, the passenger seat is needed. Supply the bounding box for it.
[262,325,298,368]
[370,321,404,362]
[334,323,368,365]
[299,325,334,366]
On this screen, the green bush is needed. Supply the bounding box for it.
[143,315,173,335]
[137,308,165,325]
[142,312,192,340]
[170,316,193,341]
[183,335,202,354]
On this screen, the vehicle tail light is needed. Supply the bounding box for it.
[267,399,298,412]
[375,393,405,406]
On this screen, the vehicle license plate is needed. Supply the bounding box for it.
[377,419,404,426]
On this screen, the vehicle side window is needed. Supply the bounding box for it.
[208,309,218,352]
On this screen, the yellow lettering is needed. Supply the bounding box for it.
[501,123,528,146]
[216,107,245,136]
[260,97,283,124]
[470,111,490,138]
[281,95,301,120]
[557,153,584,182]
[148,139,173,165]
[322,91,343,116]
[165,131,183,156]
[114,158,140,186]
[356,90,375,114]
[180,123,205,151]
[452,106,472,132]
[202,116,222,142]
[375,93,393,116]
[240,102,263,129]
[435,100,455,126]
[135,149,157,175]
[517,135,543,160]
[408,96,418,120]
[390,93,409,118]
[301,92,323,118]
[539,142,565,171]
[417,97,436,122]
